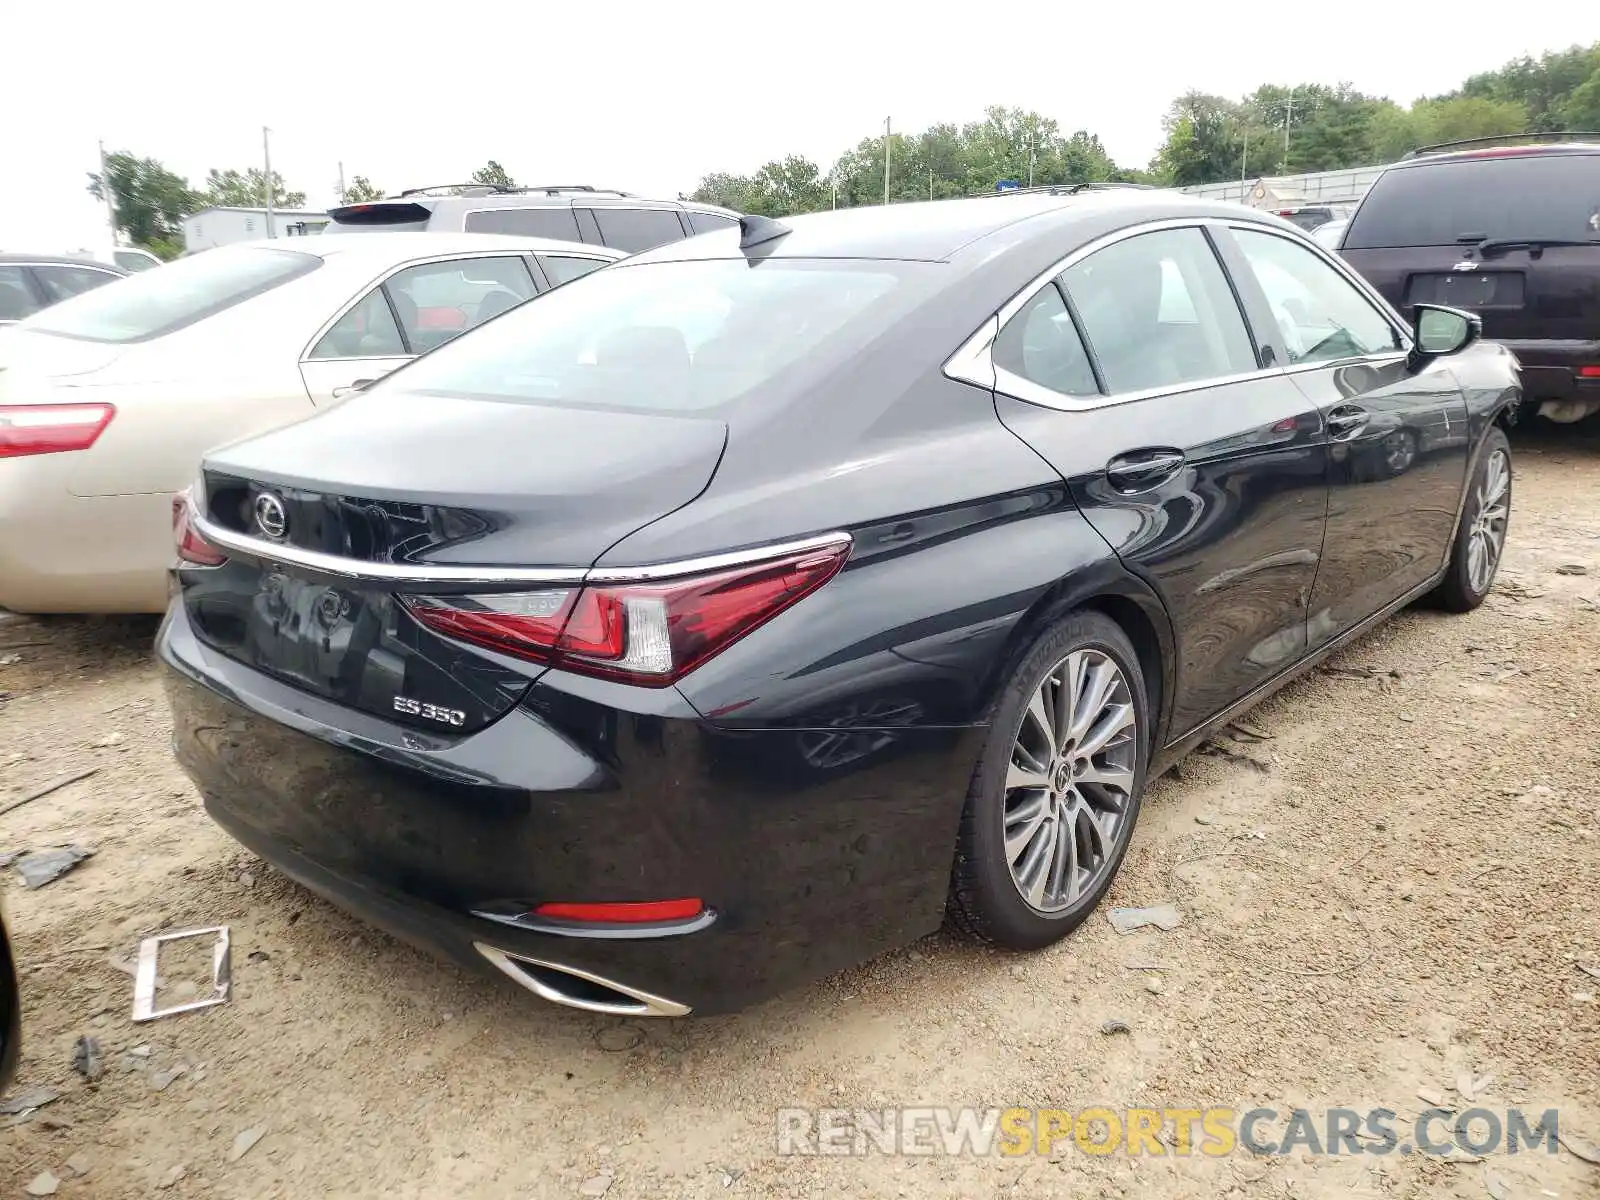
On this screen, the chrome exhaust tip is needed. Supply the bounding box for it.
[473,943,691,1018]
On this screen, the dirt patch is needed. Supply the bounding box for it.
[1,430,1597,1199]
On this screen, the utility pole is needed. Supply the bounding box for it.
[929,167,934,201]
[337,160,347,204]
[883,117,892,206]
[1027,122,1037,188]
[97,140,119,247]
[1281,88,1298,171]
[262,126,276,238]
[832,179,837,210]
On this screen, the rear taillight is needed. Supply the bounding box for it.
[1579,365,1600,379]
[171,490,226,567]
[402,540,850,687]
[0,403,115,459]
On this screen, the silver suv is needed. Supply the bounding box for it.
[325,184,741,254]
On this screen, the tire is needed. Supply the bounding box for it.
[949,610,1150,950]
[1431,427,1512,613]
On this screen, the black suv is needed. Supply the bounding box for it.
[325,185,742,255]
[1336,134,1600,425]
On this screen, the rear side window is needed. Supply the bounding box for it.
[538,254,611,286]
[22,246,319,343]
[687,210,739,235]
[1345,153,1600,249]
[993,284,1099,396]
[0,266,38,321]
[34,264,120,302]
[1061,228,1257,393]
[464,207,583,242]
[387,256,536,351]
[587,207,687,253]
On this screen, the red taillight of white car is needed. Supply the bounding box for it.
[0,403,116,459]
[171,490,227,567]
[401,540,851,688]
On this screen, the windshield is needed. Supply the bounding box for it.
[386,258,921,414]
[1344,153,1600,249]
[23,245,320,343]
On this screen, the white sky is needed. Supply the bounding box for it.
[4,2,1597,252]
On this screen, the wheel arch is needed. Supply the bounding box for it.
[977,560,1177,750]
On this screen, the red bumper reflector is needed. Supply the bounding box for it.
[532,898,704,924]
[1579,366,1600,378]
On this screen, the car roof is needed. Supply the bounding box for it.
[1392,141,1600,168]
[630,190,1287,264]
[220,232,626,262]
[0,252,126,270]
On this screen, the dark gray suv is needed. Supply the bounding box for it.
[325,185,741,255]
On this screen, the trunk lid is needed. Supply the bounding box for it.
[182,392,727,732]
[0,328,129,381]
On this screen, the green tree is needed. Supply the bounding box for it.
[470,160,516,188]
[342,175,384,203]
[1154,93,1245,185]
[203,168,306,210]
[1458,44,1600,130]
[86,151,199,260]
[689,171,757,211]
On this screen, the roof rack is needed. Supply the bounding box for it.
[393,183,638,199]
[984,181,1159,198]
[1402,131,1600,160]
[397,183,522,198]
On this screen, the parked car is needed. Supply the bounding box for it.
[111,247,163,273]
[1311,218,1348,250]
[0,254,126,325]
[0,233,622,615]
[1339,133,1600,425]
[325,183,741,254]
[1273,204,1352,232]
[159,191,1519,1018]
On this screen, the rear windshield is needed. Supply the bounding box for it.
[24,245,319,343]
[1345,153,1600,249]
[384,258,921,414]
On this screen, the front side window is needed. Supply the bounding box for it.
[22,245,319,343]
[1232,228,1399,364]
[1060,227,1258,394]
[34,265,120,303]
[538,254,610,287]
[587,207,687,253]
[383,258,919,414]
[992,283,1098,396]
[0,266,38,321]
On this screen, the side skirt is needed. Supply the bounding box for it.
[1151,569,1447,776]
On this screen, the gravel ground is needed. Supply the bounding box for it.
[0,426,1597,1200]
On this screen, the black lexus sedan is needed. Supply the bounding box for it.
[158,191,1520,1017]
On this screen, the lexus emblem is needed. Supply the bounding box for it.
[253,492,288,541]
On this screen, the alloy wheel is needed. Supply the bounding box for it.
[1003,649,1139,913]
[1467,449,1510,595]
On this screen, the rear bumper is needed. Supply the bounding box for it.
[0,457,171,613]
[157,602,978,1015]
[1493,339,1600,401]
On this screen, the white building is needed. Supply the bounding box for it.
[182,207,330,253]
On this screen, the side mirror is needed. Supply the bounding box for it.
[1409,304,1480,369]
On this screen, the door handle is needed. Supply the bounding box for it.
[1105,448,1187,493]
[332,378,376,399]
[1326,405,1369,438]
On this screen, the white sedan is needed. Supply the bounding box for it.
[0,233,622,614]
